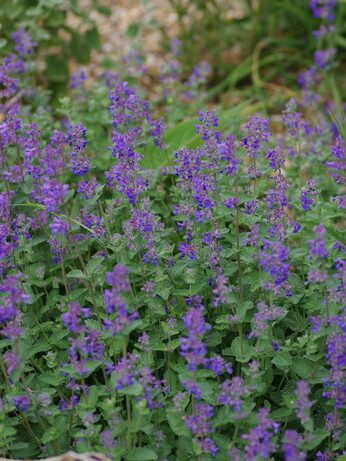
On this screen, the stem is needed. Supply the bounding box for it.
[18,410,42,451]
[123,342,132,450]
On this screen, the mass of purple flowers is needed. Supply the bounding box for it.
[0,2,345,459]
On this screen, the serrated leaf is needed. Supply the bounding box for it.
[290,357,315,379]
[230,337,254,363]
[86,256,104,275]
[271,352,292,370]
[119,383,143,396]
[222,347,233,356]
[66,269,87,279]
[205,330,222,347]
[166,410,190,437]
[288,273,305,292]
[303,428,329,450]
[39,372,64,386]
[152,339,180,351]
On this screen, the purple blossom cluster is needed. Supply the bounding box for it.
[1,20,346,461]
[103,264,138,334]
[218,376,254,415]
[248,301,285,338]
[295,381,314,425]
[185,404,218,456]
[259,239,291,294]
[180,298,211,371]
[240,116,271,158]
[311,0,337,21]
[241,408,280,460]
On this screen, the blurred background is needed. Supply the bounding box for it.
[1,0,345,111]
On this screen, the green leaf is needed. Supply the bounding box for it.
[152,339,180,351]
[271,352,292,370]
[97,5,112,16]
[125,448,158,460]
[230,337,254,363]
[70,34,91,64]
[288,273,305,293]
[42,417,67,444]
[85,27,101,50]
[6,2,24,19]
[290,357,315,379]
[39,372,64,386]
[66,269,87,279]
[86,256,104,275]
[303,428,329,450]
[166,410,190,437]
[126,23,140,39]
[235,301,253,320]
[45,55,69,82]
[120,383,143,396]
[205,330,222,347]
[47,10,66,27]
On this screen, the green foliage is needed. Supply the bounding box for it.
[0,0,103,95]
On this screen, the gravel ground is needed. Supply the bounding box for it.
[66,0,247,90]
[67,0,178,82]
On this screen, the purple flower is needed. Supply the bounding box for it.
[58,395,79,411]
[180,305,210,370]
[244,200,259,215]
[103,264,139,334]
[314,48,336,70]
[282,430,306,461]
[308,225,329,259]
[322,310,346,408]
[224,197,239,209]
[311,0,337,21]
[149,118,166,148]
[0,273,30,324]
[209,354,233,376]
[178,242,197,260]
[241,116,271,158]
[12,396,31,412]
[38,179,69,212]
[185,403,214,436]
[266,148,285,170]
[295,381,314,424]
[0,191,14,221]
[298,66,319,89]
[101,430,116,450]
[241,408,279,461]
[249,302,285,338]
[327,136,346,185]
[213,274,232,307]
[106,264,131,292]
[197,438,219,457]
[12,28,37,56]
[61,302,90,333]
[184,61,211,96]
[218,376,253,414]
[272,341,280,351]
[77,178,99,199]
[300,179,319,211]
[80,208,105,239]
[313,24,336,39]
[259,239,291,294]
[70,71,87,89]
[4,351,20,375]
[49,216,70,235]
